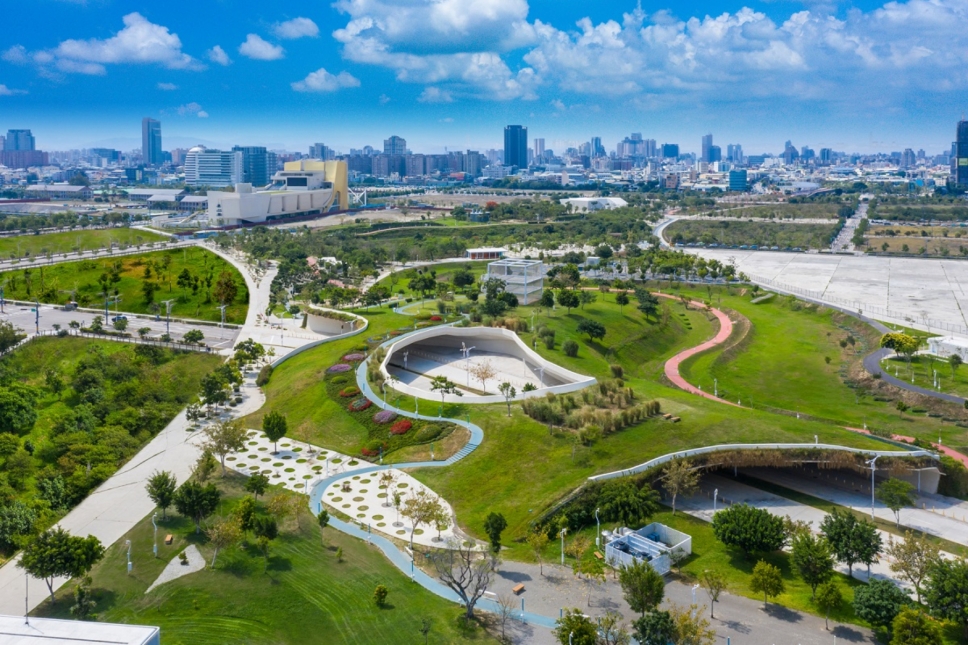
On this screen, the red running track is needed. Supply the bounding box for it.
[658,294,741,407]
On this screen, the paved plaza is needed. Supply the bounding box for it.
[691,248,968,336]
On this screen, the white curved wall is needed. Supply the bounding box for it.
[380,326,596,404]
[306,307,364,335]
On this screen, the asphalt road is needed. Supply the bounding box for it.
[0,302,239,351]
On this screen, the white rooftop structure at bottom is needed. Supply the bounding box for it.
[0,614,159,645]
[485,258,544,305]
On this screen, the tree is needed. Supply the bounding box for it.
[200,372,228,409]
[886,532,939,604]
[924,557,968,641]
[556,289,580,313]
[318,509,330,545]
[213,270,239,305]
[19,528,105,604]
[700,569,727,618]
[145,470,177,519]
[429,375,462,408]
[527,529,550,575]
[497,381,516,416]
[174,481,220,534]
[195,450,217,482]
[112,317,128,332]
[598,478,660,526]
[712,504,786,557]
[791,532,835,598]
[429,538,496,619]
[402,489,443,551]
[554,608,598,645]
[469,360,496,394]
[890,607,943,645]
[183,329,204,344]
[880,333,919,360]
[854,578,910,633]
[539,289,555,310]
[877,478,915,528]
[233,495,257,536]
[70,576,97,620]
[203,420,248,474]
[815,580,843,630]
[576,317,606,342]
[820,507,882,577]
[137,326,151,339]
[262,411,288,453]
[253,515,278,572]
[669,602,716,645]
[578,290,597,310]
[141,280,158,304]
[662,458,700,515]
[619,559,665,617]
[615,291,630,313]
[635,289,660,319]
[483,512,507,553]
[245,472,269,499]
[205,516,241,568]
[633,611,676,645]
[373,584,389,608]
[0,389,37,435]
[598,610,630,645]
[749,560,784,607]
[950,353,963,376]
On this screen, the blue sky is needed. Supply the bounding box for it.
[2,0,967,154]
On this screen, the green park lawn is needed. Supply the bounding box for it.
[32,474,496,645]
[676,286,968,452]
[0,227,167,259]
[665,220,840,250]
[883,354,968,400]
[376,261,491,300]
[0,247,247,324]
[0,337,222,514]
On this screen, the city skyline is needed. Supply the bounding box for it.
[2,0,968,152]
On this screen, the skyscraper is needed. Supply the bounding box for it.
[383,135,407,156]
[184,146,243,187]
[590,136,604,158]
[533,138,545,160]
[4,129,35,151]
[232,146,271,186]
[701,134,713,163]
[504,125,528,168]
[955,120,968,187]
[142,118,163,166]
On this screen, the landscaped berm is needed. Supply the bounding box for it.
[381,325,595,402]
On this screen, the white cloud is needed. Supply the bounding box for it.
[273,18,319,40]
[157,82,178,91]
[291,68,361,92]
[379,93,390,104]
[418,87,453,103]
[0,85,27,96]
[54,12,198,72]
[207,45,231,66]
[238,34,284,61]
[177,102,207,116]
[2,45,28,65]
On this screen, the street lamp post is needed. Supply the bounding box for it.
[560,528,568,565]
[125,539,132,575]
[595,508,601,547]
[161,299,176,337]
[713,488,718,512]
[866,455,879,520]
[152,513,158,558]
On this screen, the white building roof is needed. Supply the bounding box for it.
[179,195,209,203]
[125,188,185,198]
[0,614,159,645]
[467,247,506,253]
[24,184,89,193]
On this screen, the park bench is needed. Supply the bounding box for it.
[512,584,525,595]
[164,534,173,545]
[593,551,604,560]
[663,414,673,420]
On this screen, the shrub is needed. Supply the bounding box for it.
[256,364,273,387]
[339,386,361,397]
[610,364,624,378]
[390,420,412,435]
[342,353,366,362]
[348,398,372,412]
[544,336,556,350]
[327,363,352,373]
[563,340,579,357]
[415,425,444,442]
[415,312,433,321]
[331,375,348,385]
[362,440,385,457]
[373,409,398,424]
[430,315,443,322]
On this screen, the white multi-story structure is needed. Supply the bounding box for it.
[205,160,348,227]
[485,258,544,305]
[183,146,243,187]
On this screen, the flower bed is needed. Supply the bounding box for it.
[389,420,412,435]
[348,397,372,412]
[342,352,366,362]
[362,440,386,457]
[373,409,397,424]
[339,386,361,397]
[327,363,352,373]
[430,315,442,322]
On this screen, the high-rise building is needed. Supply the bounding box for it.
[726,144,744,164]
[662,143,680,159]
[819,148,833,164]
[504,125,528,168]
[309,143,332,160]
[708,146,722,163]
[954,120,968,187]
[383,135,407,156]
[728,169,748,192]
[590,136,604,158]
[701,134,713,163]
[232,146,271,186]
[533,138,545,160]
[141,118,163,166]
[183,146,243,187]
[900,148,917,169]
[465,151,482,177]
[4,129,35,151]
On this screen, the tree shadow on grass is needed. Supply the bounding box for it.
[266,556,292,573]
